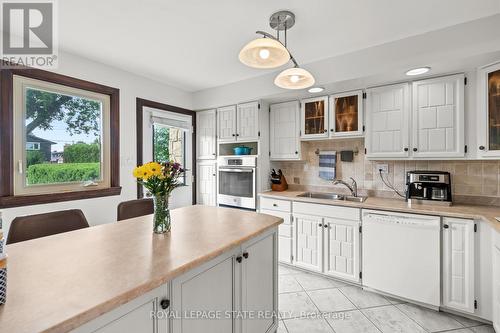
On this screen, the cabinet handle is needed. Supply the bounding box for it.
[323,224,328,228]
[479,146,485,151]
[212,174,216,176]
[243,252,249,259]
[212,153,216,155]
[160,299,170,310]
[236,256,243,263]
[330,129,334,132]
[236,134,240,137]
[413,148,418,152]
[273,203,278,207]
[324,129,327,133]
[404,148,409,152]
[295,151,298,154]
[443,224,449,229]
[232,134,235,137]
[318,223,323,227]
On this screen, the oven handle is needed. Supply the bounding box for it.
[219,168,254,173]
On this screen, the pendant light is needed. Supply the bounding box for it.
[274,66,315,90]
[238,10,316,90]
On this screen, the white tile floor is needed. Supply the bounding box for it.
[278,264,494,333]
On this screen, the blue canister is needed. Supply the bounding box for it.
[233,146,253,155]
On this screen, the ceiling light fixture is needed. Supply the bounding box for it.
[406,67,431,76]
[239,10,316,90]
[308,87,325,93]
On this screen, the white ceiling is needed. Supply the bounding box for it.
[59,0,500,92]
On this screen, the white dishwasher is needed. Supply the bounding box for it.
[362,210,441,307]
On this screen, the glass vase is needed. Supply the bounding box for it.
[152,194,171,234]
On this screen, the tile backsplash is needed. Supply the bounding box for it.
[270,138,500,205]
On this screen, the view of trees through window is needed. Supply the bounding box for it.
[153,124,186,184]
[24,87,103,185]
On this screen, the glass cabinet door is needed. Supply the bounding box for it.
[329,90,364,137]
[488,68,500,151]
[300,96,328,139]
[478,62,500,157]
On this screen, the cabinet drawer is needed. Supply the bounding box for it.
[279,224,293,237]
[293,202,360,221]
[260,209,291,225]
[260,197,291,212]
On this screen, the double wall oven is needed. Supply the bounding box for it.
[217,156,257,210]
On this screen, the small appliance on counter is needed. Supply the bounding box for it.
[406,171,452,206]
[270,169,288,191]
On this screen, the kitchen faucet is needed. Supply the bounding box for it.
[333,177,358,197]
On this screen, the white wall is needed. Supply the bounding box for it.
[1,51,193,234]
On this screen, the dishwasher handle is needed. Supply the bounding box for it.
[364,213,439,228]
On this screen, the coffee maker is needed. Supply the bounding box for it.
[406,171,452,205]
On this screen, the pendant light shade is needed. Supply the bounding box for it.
[274,67,315,90]
[239,37,290,69]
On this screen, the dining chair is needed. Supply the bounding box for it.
[117,198,154,221]
[7,209,90,244]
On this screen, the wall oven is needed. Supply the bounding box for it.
[217,156,257,210]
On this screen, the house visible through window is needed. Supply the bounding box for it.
[12,75,111,195]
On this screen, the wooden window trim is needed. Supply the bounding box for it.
[136,98,196,203]
[0,66,121,208]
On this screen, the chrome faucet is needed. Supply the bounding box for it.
[333,177,358,197]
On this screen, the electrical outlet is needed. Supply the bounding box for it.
[376,163,389,174]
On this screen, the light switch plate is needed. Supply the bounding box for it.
[376,163,389,174]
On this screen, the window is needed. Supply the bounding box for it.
[153,124,187,185]
[0,68,120,208]
[26,142,40,150]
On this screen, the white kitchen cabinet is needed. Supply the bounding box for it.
[494,245,500,332]
[196,109,217,160]
[270,101,301,160]
[239,232,278,333]
[323,217,360,283]
[442,217,475,313]
[329,90,364,138]
[237,101,260,141]
[72,285,169,333]
[412,74,465,158]
[171,248,237,333]
[294,213,324,272]
[365,83,411,158]
[197,161,217,206]
[477,62,500,158]
[300,96,329,139]
[217,105,237,142]
[260,197,293,264]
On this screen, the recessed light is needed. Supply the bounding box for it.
[406,67,431,76]
[308,87,324,93]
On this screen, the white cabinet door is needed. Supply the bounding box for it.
[294,214,323,272]
[442,217,475,313]
[260,209,293,264]
[171,251,236,333]
[412,74,465,158]
[240,232,278,333]
[270,101,301,160]
[365,83,411,158]
[237,101,259,141]
[493,243,500,332]
[73,286,168,333]
[477,62,500,158]
[197,161,216,206]
[323,218,360,283]
[196,110,217,160]
[218,105,237,142]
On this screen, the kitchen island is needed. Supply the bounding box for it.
[0,205,282,333]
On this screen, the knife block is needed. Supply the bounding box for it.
[271,175,288,192]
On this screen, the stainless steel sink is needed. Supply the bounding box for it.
[297,192,367,203]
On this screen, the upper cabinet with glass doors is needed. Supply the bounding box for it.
[478,62,500,158]
[329,90,364,138]
[300,96,329,139]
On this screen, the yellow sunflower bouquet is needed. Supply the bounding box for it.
[133,161,184,233]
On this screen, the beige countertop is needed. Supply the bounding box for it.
[260,190,500,232]
[0,205,282,333]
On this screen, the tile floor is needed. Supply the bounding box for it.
[277,264,494,333]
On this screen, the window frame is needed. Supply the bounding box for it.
[0,66,121,208]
